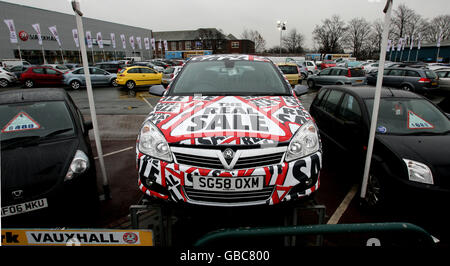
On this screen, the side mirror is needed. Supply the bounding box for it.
[149,85,166,97]
[84,121,93,131]
[293,84,309,96]
[446,113,450,119]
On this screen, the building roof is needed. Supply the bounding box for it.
[153,28,226,41]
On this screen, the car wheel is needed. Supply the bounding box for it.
[126,80,136,90]
[301,73,307,80]
[0,78,9,88]
[401,84,412,91]
[307,80,315,89]
[24,79,34,88]
[361,170,386,210]
[70,80,81,90]
[111,78,118,87]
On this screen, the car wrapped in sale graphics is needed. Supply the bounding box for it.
[136,55,322,206]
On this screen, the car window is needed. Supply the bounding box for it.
[405,70,420,77]
[425,70,437,79]
[320,68,332,75]
[127,68,140,74]
[436,71,448,78]
[90,68,107,75]
[387,69,405,76]
[31,68,44,74]
[164,68,175,74]
[312,88,328,106]
[45,68,59,75]
[278,65,298,74]
[330,68,342,76]
[349,68,365,77]
[0,101,75,142]
[169,60,290,96]
[338,94,361,122]
[365,98,450,135]
[322,89,343,113]
[140,68,154,74]
[318,89,331,108]
[73,69,84,74]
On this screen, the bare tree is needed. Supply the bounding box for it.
[282,28,305,53]
[391,4,418,39]
[344,17,372,59]
[422,15,450,42]
[241,29,267,53]
[312,15,347,54]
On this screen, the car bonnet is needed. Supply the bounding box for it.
[145,95,312,145]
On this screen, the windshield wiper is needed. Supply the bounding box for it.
[43,128,73,138]
[1,136,41,150]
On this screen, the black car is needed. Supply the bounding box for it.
[309,85,450,207]
[1,88,99,227]
[94,61,127,74]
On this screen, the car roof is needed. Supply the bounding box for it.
[0,88,68,105]
[320,85,423,99]
[189,54,270,62]
[277,62,297,66]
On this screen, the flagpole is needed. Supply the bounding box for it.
[60,47,65,63]
[17,44,23,62]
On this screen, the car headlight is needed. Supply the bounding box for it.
[403,159,434,185]
[285,120,320,162]
[138,120,172,162]
[65,150,90,181]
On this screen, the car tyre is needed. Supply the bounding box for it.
[301,73,307,80]
[360,170,387,211]
[24,79,34,88]
[307,80,315,89]
[126,80,136,90]
[111,78,118,87]
[70,80,81,90]
[401,84,412,91]
[0,78,9,88]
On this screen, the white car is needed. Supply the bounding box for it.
[302,60,318,74]
[435,68,450,91]
[1,59,31,69]
[0,67,18,88]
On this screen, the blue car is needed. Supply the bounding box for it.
[63,67,117,90]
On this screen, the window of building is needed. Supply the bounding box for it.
[171,42,177,51]
[185,41,192,50]
[231,41,240,48]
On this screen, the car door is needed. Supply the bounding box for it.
[436,70,450,90]
[44,68,63,85]
[126,67,141,85]
[30,67,47,85]
[329,68,343,85]
[141,67,161,85]
[310,88,344,146]
[334,93,366,159]
[89,68,103,85]
[315,68,332,85]
[384,69,405,87]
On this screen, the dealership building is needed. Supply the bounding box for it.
[0,1,155,65]
[0,1,255,65]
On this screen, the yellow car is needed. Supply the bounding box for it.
[116,66,163,90]
[277,63,300,86]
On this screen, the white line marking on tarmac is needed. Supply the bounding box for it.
[94,146,134,160]
[327,184,359,224]
[141,96,154,109]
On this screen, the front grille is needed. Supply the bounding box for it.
[173,152,284,170]
[184,186,274,204]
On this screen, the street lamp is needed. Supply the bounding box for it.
[277,20,287,57]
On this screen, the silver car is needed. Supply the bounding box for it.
[162,66,182,87]
[435,68,450,91]
[63,67,117,90]
[307,67,366,89]
[0,67,18,88]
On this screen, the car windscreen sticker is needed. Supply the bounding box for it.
[1,112,41,133]
[407,111,434,129]
[376,126,387,133]
[169,96,286,137]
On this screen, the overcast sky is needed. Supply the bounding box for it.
[2,0,449,48]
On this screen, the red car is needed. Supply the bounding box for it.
[20,66,64,88]
[320,60,336,70]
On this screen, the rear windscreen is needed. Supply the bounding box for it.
[425,71,437,79]
[350,69,365,77]
[278,65,298,74]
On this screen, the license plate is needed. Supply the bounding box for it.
[356,80,363,83]
[1,198,48,217]
[432,82,437,86]
[193,176,264,192]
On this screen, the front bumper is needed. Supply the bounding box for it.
[137,147,322,207]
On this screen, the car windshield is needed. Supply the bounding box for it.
[278,65,298,74]
[365,98,450,135]
[163,68,175,74]
[0,101,75,143]
[169,60,290,96]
